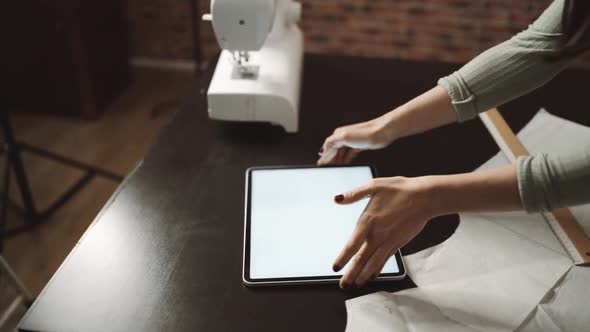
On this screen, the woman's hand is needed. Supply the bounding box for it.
[331,164,522,289]
[317,117,396,166]
[317,86,459,166]
[332,176,435,288]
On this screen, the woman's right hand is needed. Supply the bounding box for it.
[317,116,397,166]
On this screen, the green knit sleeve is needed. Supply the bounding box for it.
[517,146,590,212]
[436,0,590,212]
[438,0,569,122]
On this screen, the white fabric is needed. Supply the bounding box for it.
[518,265,590,332]
[345,110,590,332]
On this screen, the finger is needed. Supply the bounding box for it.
[353,246,391,287]
[343,148,362,164]
[317,138,342,165]
[318,129,352,166]
[376,247,399,277]
[339,242,377,289]
[334,147,349,165]
[386,223,418,257]
[332,213,371,273]
[332,148,344,165]
[317,151,334,166]
[334,182,377,205]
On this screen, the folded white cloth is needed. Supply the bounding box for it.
[345,110,590,332]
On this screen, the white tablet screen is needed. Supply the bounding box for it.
[249,166,400,279]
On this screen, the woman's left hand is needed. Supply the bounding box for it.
[332,176,435,288]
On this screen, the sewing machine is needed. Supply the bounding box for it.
[203,0,303,133]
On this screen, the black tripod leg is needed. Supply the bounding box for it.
[0,113,37,221]
[0,144,11,251]
[1,113,124,240]
[17,143,123,182]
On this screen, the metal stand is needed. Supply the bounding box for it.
[189,0,203,75]
[0,112,124,250]
[0,255,34,328]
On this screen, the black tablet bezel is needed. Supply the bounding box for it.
[243,165,406,286]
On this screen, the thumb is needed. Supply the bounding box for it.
[334,182,377,204]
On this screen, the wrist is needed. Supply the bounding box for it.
[376,106,410,144]
[414,175,449,218]
[422,175,457,217]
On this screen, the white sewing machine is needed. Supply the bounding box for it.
[203,0,303,133]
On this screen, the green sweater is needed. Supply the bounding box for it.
[438,0,590,212]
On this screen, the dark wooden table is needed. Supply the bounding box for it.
[18,55,590,332]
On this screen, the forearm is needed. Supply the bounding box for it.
[378,86,457,142]
[518,146,590,212]
[377,1,567,143]
[426,164,523,216]
[439,0,567,122]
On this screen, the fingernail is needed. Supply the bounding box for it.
[334,194,344,202]
[341,282,350,289]
[319,147,324,154]
[333,264,340,272]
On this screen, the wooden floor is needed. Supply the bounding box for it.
[0,68,194,331]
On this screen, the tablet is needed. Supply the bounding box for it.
[243,165,406,286]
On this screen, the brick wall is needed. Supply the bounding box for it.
[129,0,590,66]
[128,0,196,60]
[298,0,551,63]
